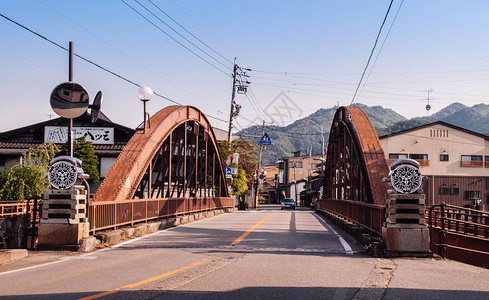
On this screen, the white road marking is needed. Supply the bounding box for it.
[313,212,354,255]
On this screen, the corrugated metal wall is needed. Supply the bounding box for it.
[424,175,487,210]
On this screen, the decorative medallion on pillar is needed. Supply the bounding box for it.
[38,156,90,248]
[383,158,430,256]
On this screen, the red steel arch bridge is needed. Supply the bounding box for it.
[88,105,233,232]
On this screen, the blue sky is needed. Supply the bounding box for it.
[2,1,489,132]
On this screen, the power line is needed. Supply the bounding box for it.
[349,0,395,105]
[120,0,231,77]
[358,0,405,99]
[134,0,231,71]
[0,12,235,126]
[147,0,233,65]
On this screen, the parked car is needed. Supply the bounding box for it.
[281,198,295,210]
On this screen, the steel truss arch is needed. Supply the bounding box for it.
[324,106,388,205]
[94,105,228,202]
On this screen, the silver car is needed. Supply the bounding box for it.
[281,198,295,210]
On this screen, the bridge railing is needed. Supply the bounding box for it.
[428,203,489,268]
[88,197,234,233]
[317,198,385,236]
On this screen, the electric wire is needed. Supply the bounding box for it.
[133,0,231,71]
[120,0,231,77]
[350,0,395,105]
[147,0,233,65]
[170,0,236,58]
[358,0,404,100]
[247,87,271,117]
[0,13,236,125]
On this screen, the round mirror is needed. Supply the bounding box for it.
[91,91,103,123]
[50,82,89,119]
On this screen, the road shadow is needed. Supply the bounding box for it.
[2,286,489,300]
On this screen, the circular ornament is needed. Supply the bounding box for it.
[390,164,422,194]
[48,161,77,189]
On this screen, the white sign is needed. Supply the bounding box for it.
[45,126,114,144]
[232,152,239,164]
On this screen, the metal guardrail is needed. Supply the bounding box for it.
[88,197,234,233]
[317,198,386,236]
[428,203,489,268]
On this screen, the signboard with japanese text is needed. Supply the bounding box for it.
[44,126,114,145]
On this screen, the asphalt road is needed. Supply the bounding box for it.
[1,205,489,299]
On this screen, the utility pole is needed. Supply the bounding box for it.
[255,119,265,207]
[321,127,325,177]
[68,41,74,157]
[227,58,238,142]
[425,88,433,119]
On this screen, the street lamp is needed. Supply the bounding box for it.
[137,86,153,133]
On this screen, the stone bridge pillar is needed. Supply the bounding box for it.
[38,156,90,249]
[383,159,430,255]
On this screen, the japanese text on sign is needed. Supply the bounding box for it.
[44,126,114,145]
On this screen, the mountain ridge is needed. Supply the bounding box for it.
[237,102,489,165]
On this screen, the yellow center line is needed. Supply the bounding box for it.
[78,258,210,300]
[230,211,277,246]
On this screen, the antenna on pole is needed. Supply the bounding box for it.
[425,89,433,118]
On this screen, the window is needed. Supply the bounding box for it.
[289,161,302,168]
[461,155,483,167]
[440,154,449,161]
[389,153,408,159]
[439,187,459,195]
[465,190,480,200]
[409,154,428,160]
[409,154,429,166]
[430,129,448,138]
[462,155,483,161]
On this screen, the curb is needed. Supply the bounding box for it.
[0,249,28,266]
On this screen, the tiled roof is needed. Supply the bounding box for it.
[0,141,126,151]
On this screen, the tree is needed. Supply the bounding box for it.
[0,142,58,201]
[59,137,100,183]
[217,137,257,196]
[231,137,257,189]
[232,167,249,196]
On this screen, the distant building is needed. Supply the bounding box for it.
[213,127,236,142]
[257,165,279,203]
[379,121,489,211]
[0,112,135,192]
[271,151,323,206]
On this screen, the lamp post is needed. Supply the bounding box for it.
[137,86,153,133]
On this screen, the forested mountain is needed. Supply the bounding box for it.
[238,104,406,166]
[237,102,489,166]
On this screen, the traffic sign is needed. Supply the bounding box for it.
[259,167,265,173]
[225,167,232,176]
[259,132,271,145]
[259,174,264,179]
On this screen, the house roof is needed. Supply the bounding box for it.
[0,111,134,139]
[378,121,489,141]
[0,112,134,155]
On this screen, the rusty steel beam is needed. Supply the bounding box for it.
[94,105,229,202]
[324,106,388,205]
